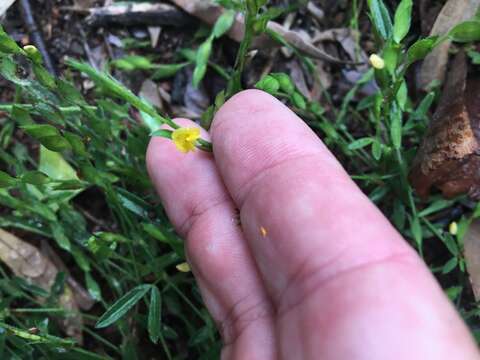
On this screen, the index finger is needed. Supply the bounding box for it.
[210,90,478,359]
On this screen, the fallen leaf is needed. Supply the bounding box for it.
[0,0,16,17]
[410,51,480,199]
[171,0,355,64]
[418,0,480,90]
[0,229,84,343]
[463,219,480,301]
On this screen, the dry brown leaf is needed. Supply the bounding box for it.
[0,0,16,17]
[463,220,480,301]
[0,229,84,343]
[418,0,480,90]
[410,52,480,199]
[171,0,354,64]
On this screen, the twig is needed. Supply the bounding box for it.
[85,2,190,27]
[19,0,57,76]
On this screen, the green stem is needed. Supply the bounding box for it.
[227,8,256,96]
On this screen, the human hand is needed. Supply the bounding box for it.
[147,90,479,359]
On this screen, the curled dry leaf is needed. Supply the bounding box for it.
[0,0,16,17]
[170,0,355,64]
[410,52,480,199]
[463,219,480,301]
[418,0,480,90]
[0,229,84,343]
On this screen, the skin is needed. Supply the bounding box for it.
[146,90,480,360]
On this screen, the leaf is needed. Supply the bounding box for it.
[393,0,412,43]
[442,257,458,274]
[449,20,480,42]
[151,129,173,139]
[367,0,393,39]
[390,109,403,149]
[0,170,17,188]
[410,216,422,250]
[193,41,213,87]
[148,286,162,344]
[39,146,78,181]
[212,9,236,38]
[348,137,374,150]
[112,55,154,71]
[21,124,59,138]
[85,272,102,301]
[152,63,189,80]
[95,284,151,328]
[406,36,440,64]
[0,26,24,54]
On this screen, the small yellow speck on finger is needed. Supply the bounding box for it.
[260,226,267,237]
[449,221,458,236]
[176,262,191,272]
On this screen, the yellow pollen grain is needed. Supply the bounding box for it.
[260,226,267,237]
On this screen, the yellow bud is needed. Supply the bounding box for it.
[449,222,458,236]
[176,262,191,272]
[23,45,42,64]
[369,54,385,70]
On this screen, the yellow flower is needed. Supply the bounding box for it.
[172,127,201,153]
[449,221,458,236]
[176,262,191,272]
[369,54,385,70]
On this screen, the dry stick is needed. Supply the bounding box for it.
[19,0,57,76]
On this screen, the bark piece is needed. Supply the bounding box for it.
[463,220,480,301]
[410,52,480,199]
[418,0,480,90]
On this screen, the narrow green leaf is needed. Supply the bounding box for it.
[21,124,59,138]
[348,137,374,150]
[410,216,422,250]
[406,36,440,64]
[0,171,17,188]
[390,109,402,149]
[95,284,151,328]
[148,286,162,344]
[39,146,78,181]
[152,63,189,80]
[449,20,480,42]
[367,0,393,39]
[393,0,413,43]
[112,55,154,71]
[85,272,102,301]
[151,129,173,139]
[442,257,458,274]
[212,10,236,38]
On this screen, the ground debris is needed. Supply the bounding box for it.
[410,52,480,199]
[418,0,480,90]
[0,228,87,343]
